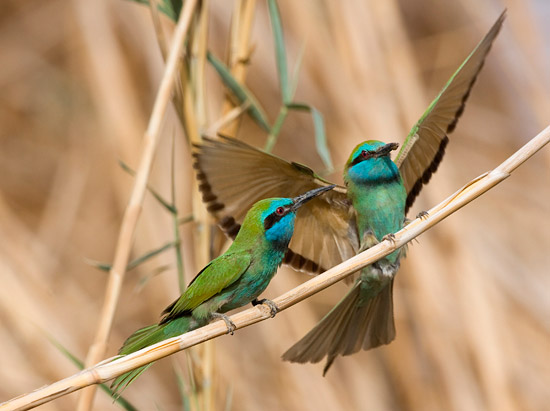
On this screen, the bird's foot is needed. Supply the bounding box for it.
[417,210,429,220]
[252,298,279,318]
[211,312,236,335]
[382,233,396,245]
[359,230,379,252]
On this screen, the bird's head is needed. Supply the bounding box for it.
[237,185,335,247]
[345,140,400,184]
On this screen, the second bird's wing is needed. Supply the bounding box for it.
[160,252,252,323]
[193,136,358,274]
[394,11,505,214]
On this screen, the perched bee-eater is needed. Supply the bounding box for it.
[193,13,504,374]
[112,185,334,392]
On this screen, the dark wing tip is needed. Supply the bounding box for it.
[446,59,485,135]
[284,249,324,274]
[159,300,192,325]
[446,86,472,134]
[219,216,240,239]
[445,16,505,133]
[405,136,449,214]
[405,12,504,213]
[449,11,506,132]
[192,143,228,216]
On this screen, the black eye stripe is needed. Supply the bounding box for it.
[350,148,387,167]
[263,207,289,231]
[350,152,368,167]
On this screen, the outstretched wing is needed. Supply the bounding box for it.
[394,11,505,214]
[160,251,251,323]
[193,136,358,274]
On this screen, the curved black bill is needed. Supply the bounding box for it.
[291,185,335,212]
[375,142,399,157]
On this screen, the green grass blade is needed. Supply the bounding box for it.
[309,106,333,172]
[160,0,182,20]
[87,241,176,272]
[112,365,153,400]
[268,0,290,104]
[125,0,181,21]
[137,264,172,291]
[86,259,112,272]
[289,42,306,101]
[173,362,192,411]
[207,52,271,132]
[119,160,176,214]
[264,106,288,152]
[127,242,176,270]
[170,134,186,293]
[47,336,138,411]
[178,214,194,226]
[224,385,234,411]
[130,1,272,132]
[287,103,333,171]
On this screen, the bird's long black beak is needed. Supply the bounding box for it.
[375,142,399,157]
[291,185,335,212]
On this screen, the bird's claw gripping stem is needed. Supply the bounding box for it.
[382,233,396,245]
[252,298,279,318]
[211,312,236,335]
[417,210,429,220]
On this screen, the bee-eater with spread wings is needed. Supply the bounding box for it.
[192,12,504,374]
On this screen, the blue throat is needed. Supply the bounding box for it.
[347,157,401,186]
[265,213,295,247]
[345,155,407,256]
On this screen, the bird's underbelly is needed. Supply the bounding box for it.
[353,185,405,264]
[217,267,279,313]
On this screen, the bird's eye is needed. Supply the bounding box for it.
[361,150,368,158]
[276,206,285,215]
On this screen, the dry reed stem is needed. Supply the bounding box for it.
[189,3,255,408]
[219,0,257,137]
[186,2,217,409]
[75,1,198,410]
[204,102,250,137]
[147,2,216,408]
[148,0,168,59]
[3,125,548,411]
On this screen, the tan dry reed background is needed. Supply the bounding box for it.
[0,1,549,411]
[3,124,549,410]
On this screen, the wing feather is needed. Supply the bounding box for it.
[394,11,505,213]
[193,136,357,274]
[160,252,251,323]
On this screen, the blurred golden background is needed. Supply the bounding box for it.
[1,0,549,410]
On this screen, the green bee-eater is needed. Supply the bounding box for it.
[111,185,334,392]
[192,12,504,374]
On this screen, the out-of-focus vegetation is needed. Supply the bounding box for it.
[0,1,548,410]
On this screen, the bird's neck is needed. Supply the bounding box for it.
[233,227,289,261]
[345,157,401,185]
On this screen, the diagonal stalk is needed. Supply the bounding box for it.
[75,1,199,410]
[4,125,549,411]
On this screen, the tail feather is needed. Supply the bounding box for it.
[111,364,153,398]
[282,279,395,374]
[118,324,161,355]
[283,283,358,364]
[111,316,192,396]
[363,279,395,349]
